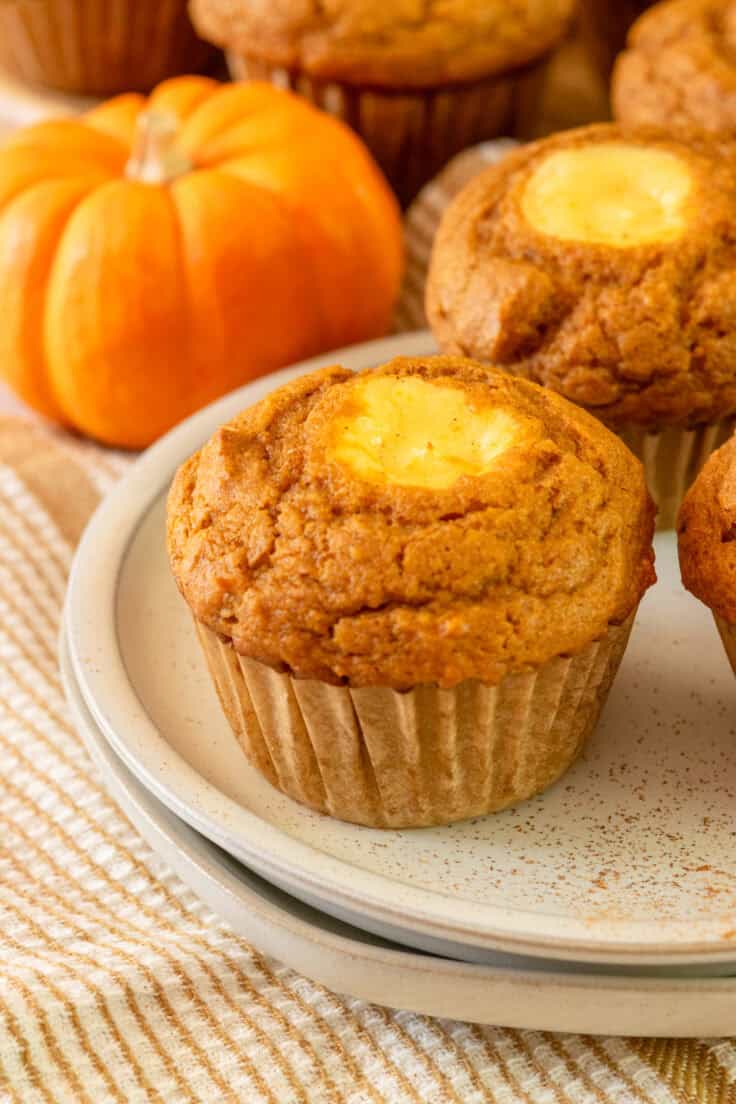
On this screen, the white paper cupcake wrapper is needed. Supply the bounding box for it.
[618,420,736,530]
[196,614,635,828]
[396,139,519,332]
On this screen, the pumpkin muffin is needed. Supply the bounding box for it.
[612,0,736,135]
[678,433,736,673]
[426,123,736,528]
[189,0,575,204]
[168,354,655,828]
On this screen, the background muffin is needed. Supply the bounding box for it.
[678,434,736,673]
[0,0,215,95]
[189,0,575,205]
[168,354,655,828]
[612,0,736,135]
[426,123,736,527]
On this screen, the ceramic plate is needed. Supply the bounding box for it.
[66,332,736,967]
[60,628,736,1036]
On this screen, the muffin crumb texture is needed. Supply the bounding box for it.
[426,125,736,429]
[168,355,655,689]
[612,0,736,135]
[678,433,736,621]
[190,0,575,86]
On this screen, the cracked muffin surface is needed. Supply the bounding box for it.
[678,433,736,621]
[426,124,736,430]
[612,0,736,135]
[189,0,574,87]
[167,354,655,689]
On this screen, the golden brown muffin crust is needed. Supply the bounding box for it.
[612,0,736,134]
[426,124,736,429]
[189,0,574,87]
[168,355,655,689]
[678,433,736,620]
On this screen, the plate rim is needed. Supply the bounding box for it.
[65,330,736,966]
[59,627,736,1037]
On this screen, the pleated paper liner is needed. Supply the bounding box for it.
[196,613,635,829]
[226,55,534,207]
[395,139,519,333]
[714,615,736,676]
[618,419,736,531]
[0,0,214,95]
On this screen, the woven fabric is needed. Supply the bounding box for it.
[0,419,734,1103]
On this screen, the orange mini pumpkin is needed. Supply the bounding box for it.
[0,76,403,447]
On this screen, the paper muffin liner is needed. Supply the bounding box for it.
[195,613,635,829]
[617,419,736,531]
[226,54,531,206]
[0,0,214,95]
[714,616,736,676]
[395,139,519,332]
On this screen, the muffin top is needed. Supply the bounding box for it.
[168,355,655,689]
[612,0,736,134]
[189,0,575,87]
[678,433,736,620]
[426,124,736,429]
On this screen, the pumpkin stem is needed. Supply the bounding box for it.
[125,110,192,185]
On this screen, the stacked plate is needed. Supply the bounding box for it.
[62,332,736,1037]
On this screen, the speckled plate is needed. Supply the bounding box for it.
[66,332,736,968]
[61,630,736,1034]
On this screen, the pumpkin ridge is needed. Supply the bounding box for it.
[214,154,362,343]
[84,93,147,147]
[288,200,359,345]
[0,148,111,219]
[146,76,220,126]
[168,168,223,376]
[45,178,190,447]
[2,119,128,171]
[170,167,328,383]
[0,178,96,422]
[160,174,196,379]
[216,143,400,337]
[189,109,326,168]
[180,81,317,157]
